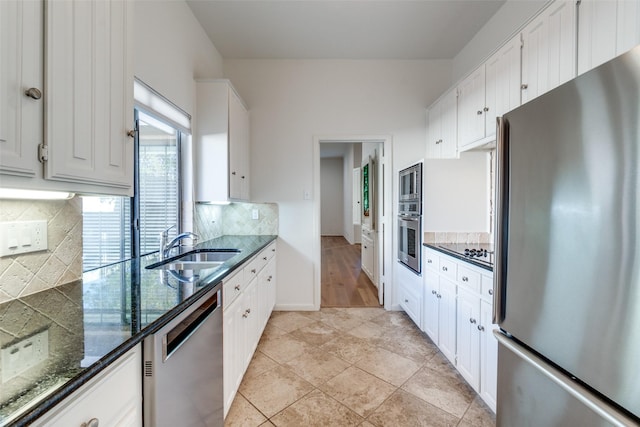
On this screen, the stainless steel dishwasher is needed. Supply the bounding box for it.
[143,283,223,427]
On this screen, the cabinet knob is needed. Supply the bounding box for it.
[246,308,251,314]
[442,266,448,272]
[81,419,99,427]
[470,318,477,324]
[488,289,493,296]
[427,259,432,264]
[234,285,241,291]
[483,106,489,112]
[232,171,237,175]
[251,269,256,274]
[127,129,136,138]
[477,110,483,115]
[462,276,468,282]
[437,294,442,299]
[432,290,437,295]
[242,312,248,318]
[267,276,272,281]
[521,83,529,90]
[404,299,409,303]
[25,87,42,100]
[477,325,485,331]
[263,256,267,261]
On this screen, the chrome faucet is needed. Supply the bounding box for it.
[159,226,199,260]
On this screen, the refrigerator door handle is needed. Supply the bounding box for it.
[494,331,638,427]
[493,116,508,324]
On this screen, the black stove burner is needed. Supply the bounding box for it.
[464,248,489,258]
[437,243,494,267]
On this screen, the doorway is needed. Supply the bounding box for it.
[313,135,393,310]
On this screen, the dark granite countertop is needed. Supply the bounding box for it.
[423,242,494,272]
[0,235,277,427]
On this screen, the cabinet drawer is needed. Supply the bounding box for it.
[439,257,457,281]
[244,255,262,282]
[457,265,481,293]
[223,269,245,308]
[481,274,494,302]
[264,241,277,262]
[423,249,438,272]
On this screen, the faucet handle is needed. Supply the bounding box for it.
[161,224,176,237]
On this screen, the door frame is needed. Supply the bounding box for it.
[313,135,393,309]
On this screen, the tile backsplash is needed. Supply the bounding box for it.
[194,202,279,242]
[0,198,83,303]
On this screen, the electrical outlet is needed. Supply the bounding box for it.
[252,209,259,220]
[0,220,47,257]
[1,329,49,383]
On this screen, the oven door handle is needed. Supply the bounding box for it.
[398,216,420,221]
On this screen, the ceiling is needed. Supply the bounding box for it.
[185,0,507,60]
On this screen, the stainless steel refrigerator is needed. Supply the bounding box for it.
[494,46,640,427]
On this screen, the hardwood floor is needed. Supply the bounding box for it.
[321,236,380,307]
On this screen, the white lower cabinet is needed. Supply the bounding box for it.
[32,345,142,427]
[223,241,277,418]
[398,278,422,327]
[422,247,497,412]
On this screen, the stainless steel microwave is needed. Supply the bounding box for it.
[399,163,422,201]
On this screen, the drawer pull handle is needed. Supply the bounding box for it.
[234,285,241,291]
[470,318,477,324]
[477,325,485,332]
[462,276,469,282]
[81,419,99,427]
[442,266,448,272]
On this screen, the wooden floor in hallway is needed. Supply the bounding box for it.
[321,236,380,307]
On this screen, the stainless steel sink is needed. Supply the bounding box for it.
[147,249,241,272]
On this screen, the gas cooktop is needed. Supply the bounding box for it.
[436,243,494,268]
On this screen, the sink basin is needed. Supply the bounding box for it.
[146,249,241,272]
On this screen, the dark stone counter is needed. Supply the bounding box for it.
[0,235,277,427]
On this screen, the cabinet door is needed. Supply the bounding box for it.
[578,0,618,75]
[456,287,481,391]
[223,296,245,417]
[457,65,486,148]
[617,0,640,55]
[426,102,442,159]
[399,281,422,328]
[438,277,457,365]
[522,0,577,103]
[229,89,249,201]
[423,269,440,342]
[480,299,498,413]
[361,234,374,279]
[439,88,458,159]
[485,36,521,138]
[45,0,134,194]
[0,0,43,178]
[243,277,259,368]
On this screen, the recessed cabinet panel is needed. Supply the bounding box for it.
[45,0,133,193]
[0,0,43,178]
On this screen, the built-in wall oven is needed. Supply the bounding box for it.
[398,163,422,274]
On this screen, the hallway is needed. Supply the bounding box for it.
[321,236,380,307]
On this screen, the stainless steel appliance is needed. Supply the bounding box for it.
[494,47,640,426]
[436,243,494,270]
[143,284,223,427]
[398,163,422,273]
[399,163,422,201]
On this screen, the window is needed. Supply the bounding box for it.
[82,82,190,271]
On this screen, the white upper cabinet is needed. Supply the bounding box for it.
[578,0,640,76]
[0,0,43,178]
[458,34,521,152]
[521,0,577,104]
[457,65,487,150]
[617,0,640,54]
[45,0,134,195]
[195,80,250,203]
[484,36,521,136]
[426,88,458,159]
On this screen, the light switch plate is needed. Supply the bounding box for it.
[0,220,48,257]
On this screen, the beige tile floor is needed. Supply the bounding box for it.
[225,307,496,427]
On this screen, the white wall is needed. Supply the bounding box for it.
[320,157,344,235]
[224,59,452,309]
[134,0,224,117]
[452,0,548,81]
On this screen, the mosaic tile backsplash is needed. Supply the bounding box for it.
[0,198,83,303]
[195,202,279,242]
